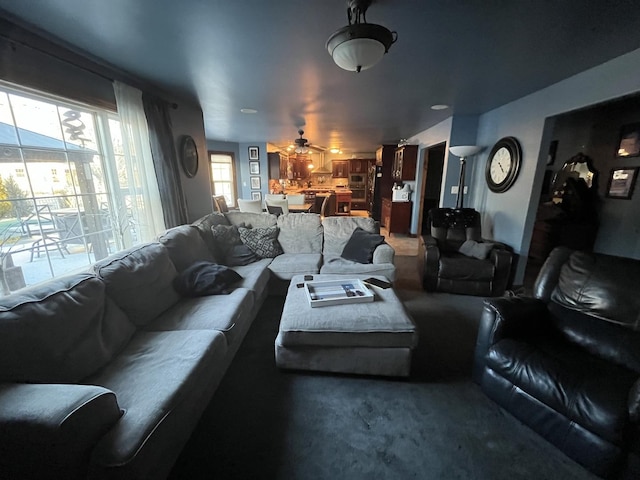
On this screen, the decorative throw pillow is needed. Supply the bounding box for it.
[458,240,494,260]
[238,226,283,258]
[173,261,242,297]
[210,224,244,264]
[341,227,385,264]
[226,244,260,266]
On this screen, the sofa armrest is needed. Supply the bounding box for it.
[372,242,395,265]
[0,383,122,478]
[472,296,549,384]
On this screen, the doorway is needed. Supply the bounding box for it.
[417,143,446,235]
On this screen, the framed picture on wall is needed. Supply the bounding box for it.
[251,191,262,201]
[248,146,259,160]
[616,123,640,158]
[250,176,261,190]
[249,161,260,175]
[606,167,638,199]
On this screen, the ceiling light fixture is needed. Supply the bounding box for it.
[294,129,310,154]
[430,104,449,111]
[326,0,397,73]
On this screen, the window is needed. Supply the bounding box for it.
[209,152,236,208]
[0,83,163,296]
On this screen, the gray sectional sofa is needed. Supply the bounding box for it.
[0,212,395,479]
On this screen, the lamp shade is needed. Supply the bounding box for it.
[327,23,397,73]
[449,145,482,158]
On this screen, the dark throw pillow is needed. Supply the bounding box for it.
[226,244,260,266]
[238,226,283,258]
[211,224,245,264]
[173,261,243,297]
[341,227,385,264]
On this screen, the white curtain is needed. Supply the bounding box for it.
[113,81,166,241]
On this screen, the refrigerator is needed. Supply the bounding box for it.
[368,164,383,221]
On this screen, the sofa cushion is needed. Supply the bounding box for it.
[277,213,323,253]
[0,273,135,383]
[191,212,230,255]
[225,211,277,228]
[238,226,283,258]
[439,254,495,280]
[487,337,638,445]
[231,259,273,299]
[320,255,396,281]
[173,261,243,297]
[210,224,244,263]
[268,253,322,281]
[86,329,227,472]
[93,243,180,327]
[158,224,217,270]
[147,288,254,346]
[322,217,378,256]
[341,227,385,263]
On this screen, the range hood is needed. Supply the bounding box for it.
[312,153,331,174]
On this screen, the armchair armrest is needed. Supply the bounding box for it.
[0,383,122,478]
[472,296,549,384]
[422,235,441,291]
[630,378,640,423]
[489,247,513,295]
[372,242,395,265]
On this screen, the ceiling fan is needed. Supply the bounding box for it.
[291,129,326,154]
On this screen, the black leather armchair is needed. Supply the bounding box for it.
[474,247,640,479]
[420,208,512,296]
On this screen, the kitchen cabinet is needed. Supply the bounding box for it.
[349,158,367,174]
[335,191,352,215]
[291,154,312,179]
[332,160,348,178]
[393,145,418,181]
[268,152,288,179]
[381,198,412,235]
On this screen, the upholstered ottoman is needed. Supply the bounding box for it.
[275,274,418,377]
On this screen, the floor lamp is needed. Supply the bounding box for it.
[449,145,482,210]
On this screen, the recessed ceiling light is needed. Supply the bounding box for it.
[240,108,257,114]
[430,104,449,111]
[330,148,341,154]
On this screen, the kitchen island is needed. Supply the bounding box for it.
[285,187,352,216]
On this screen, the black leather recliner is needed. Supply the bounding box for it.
[421,208,512,296]
[474,247,640,479]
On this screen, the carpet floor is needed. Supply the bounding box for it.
[168,257,596,480]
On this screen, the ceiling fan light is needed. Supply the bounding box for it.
[327,23,397,73]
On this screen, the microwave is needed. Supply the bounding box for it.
[349,173,365,185]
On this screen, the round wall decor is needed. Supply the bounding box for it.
[180,135,199,178]
[485,136,522,193]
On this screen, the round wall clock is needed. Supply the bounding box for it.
[180,135,199,178]
[485,136,522,193]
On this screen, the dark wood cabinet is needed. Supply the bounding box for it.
[332,160,348,178]
[349,158,367,173]
[268,152,288,179]
[335,191,352,215]
[376,145,396,203]
[381,198,412,235]
[393,145,418,181]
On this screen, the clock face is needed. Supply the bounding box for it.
[485,137,522,193]
[489,147,512,184]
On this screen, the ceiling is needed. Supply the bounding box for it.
[2,0,640,153]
